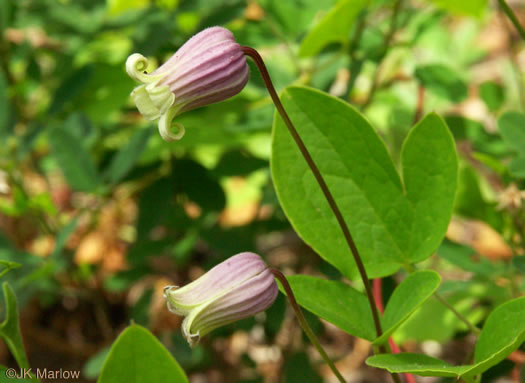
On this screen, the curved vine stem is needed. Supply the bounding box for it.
[241,46,383,341]
[270,269,346,383]
[243,46,403,383]
[497,0,525,41]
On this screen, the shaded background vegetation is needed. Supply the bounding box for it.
[0,0,525,381]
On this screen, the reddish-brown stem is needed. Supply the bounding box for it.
[413,85,425,125]
[242,46,383,340]
[373,278,416,383]
[270,269,347,383]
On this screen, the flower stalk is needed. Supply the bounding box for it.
[270,269,346,383]
[242,46,384,342]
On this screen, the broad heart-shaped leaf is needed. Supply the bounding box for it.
[280,275,376,341]
[374,270,441,345]
[271,86,457,279]
[298,0,367,57]
[366,353,473,380]
[48,126,100,192]
[0,283,32,372]
[98,324,188,383]
[498,111,525,154]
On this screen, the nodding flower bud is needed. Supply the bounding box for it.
[125,27,249,141]
[163,252,278,347]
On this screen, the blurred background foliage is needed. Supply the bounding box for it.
[0,0,525,381]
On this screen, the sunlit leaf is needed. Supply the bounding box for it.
[272,86,457,279]
[430,0,487,17]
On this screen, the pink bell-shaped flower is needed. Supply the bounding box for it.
[164,252,278,346]
[126,27,249,141]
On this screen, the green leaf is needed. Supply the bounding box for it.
[107,0,152,15]
[394,282,489,344]
[212,150,267,177]
[371,297,525,379]
[479,81,505,112]
[48,126,100,192]
[467,296,525,376]
[281,275,376,341]
[400,113,458,262]
[172,159,226,212]
[98,324,188,383]
[84,347,111,380]
[283,352,323,383]
[0,283,31,371]
[453,164,503,230]
[513,256,525,273]
[107,0,178,15]
[374,270,441,344]
[438,241,500,277]
[0,261,21,279]
[499,111,525,154]
[445,115,507,157]
[75,64,136,122]
[430,0,487,17]
[366,353,473,378]
[415,64,467,102]
[0,0,12,35]
[0,366,34,382]
[105,129,152,185]
[48,66,94,115]
[50,218,78,261]
[271,86,457,279]
[298,0,367,57]
[509,156,525,178]
[0,69,8,136]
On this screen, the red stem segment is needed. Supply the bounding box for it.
[373,279,415,383]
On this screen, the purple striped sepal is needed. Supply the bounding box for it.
[164,252,278,347]
[125,27,249,141]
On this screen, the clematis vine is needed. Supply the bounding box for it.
[163,252,278,347]
[128,26,374,383]
[125,27,249,141]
